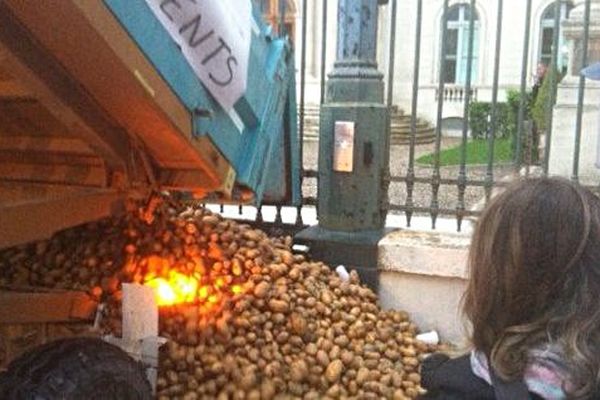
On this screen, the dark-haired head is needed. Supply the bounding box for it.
[463,177,600,398]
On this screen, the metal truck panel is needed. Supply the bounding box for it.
[0,0,299,247]
[103,0,300,204]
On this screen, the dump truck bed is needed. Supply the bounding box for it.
[0,0,299,249]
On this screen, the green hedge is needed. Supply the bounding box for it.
[532,66,563,133]
[468,90,531,140]
[468,101,511,140]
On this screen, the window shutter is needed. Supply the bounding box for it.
[457,24,479,85]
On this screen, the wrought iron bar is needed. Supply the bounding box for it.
[295,206,302,226]
[542,0,563,175]
[295,203,304,226]
[525,120,532,176]
[238,1,596,232]
[405,0,423,228]
[320,0,328,105]
[296,0,309,226]
[485,0,504,202]
[456,0,477,232]
[317,0,328,218]
[303,197,318,206]
[256,205,264,223]
[279,0,287,36]
[430,0,450,229]
[390,175,512,187]
[303,169,318,178]
[572,0,591,182]
[386,0,398,109]
[382,0,397,217]
[274,205,283,225]
[388,204,480,218]
[515,0,533,171]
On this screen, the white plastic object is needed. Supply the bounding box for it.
[335,265,350,282]
[416,330,440,345]
[292,244,309,253]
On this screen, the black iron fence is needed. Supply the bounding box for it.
[208,0,597,234]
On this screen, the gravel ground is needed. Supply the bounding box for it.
[301,138,515,216]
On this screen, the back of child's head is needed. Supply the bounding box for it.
[463,177,600,398]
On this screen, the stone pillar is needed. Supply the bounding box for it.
[563,0,600,76]
[296,0,390,291]
[548,0,600,184]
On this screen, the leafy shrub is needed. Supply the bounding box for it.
[505,89,532,141]
[468,101,512,139]
[469,102,490,139]
[468,87,551,163]
[531,66,563,133]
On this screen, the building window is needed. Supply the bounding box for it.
[539,1,573,72]
[441,4,480,85]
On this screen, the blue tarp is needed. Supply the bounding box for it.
[582,62,600,80]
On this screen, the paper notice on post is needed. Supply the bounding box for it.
[145,0,252,111]
[333,121,355,172]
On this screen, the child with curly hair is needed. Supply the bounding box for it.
[421,178,600,399]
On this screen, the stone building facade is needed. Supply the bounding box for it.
[381,0,575,132]
[270,0,577,128]
[262,0,600,182]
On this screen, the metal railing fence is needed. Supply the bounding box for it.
[207,0,596,234]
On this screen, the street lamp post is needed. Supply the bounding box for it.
[296,0,390,290]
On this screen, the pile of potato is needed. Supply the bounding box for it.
[0,204,435,399]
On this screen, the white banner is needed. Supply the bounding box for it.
[145,0,252,111]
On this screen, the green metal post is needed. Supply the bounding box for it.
[296,0,390,290]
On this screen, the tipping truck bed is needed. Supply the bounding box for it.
[0,0,300,249]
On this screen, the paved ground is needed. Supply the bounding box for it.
[301,138,515,218]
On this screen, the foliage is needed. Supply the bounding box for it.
[468,102,491,139]
[505,89,531,135]
[469,91,527,139]
[468,90,528,140]
[531,66,563,133]
[416,137,513,166]
[468,89,537,164]
[506,89,532,151]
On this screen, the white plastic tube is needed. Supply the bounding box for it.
[416,330,440,345]
[335,265,350,282]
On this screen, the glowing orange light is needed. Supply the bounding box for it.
[198,286,209,299]
[146,278,177,306]
[140,256,249,310]
[231,285,243,294]
[172,273,198,299]
[145,271,199,306]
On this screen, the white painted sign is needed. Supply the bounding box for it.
[121,283,158,340]
[145,0,253,111]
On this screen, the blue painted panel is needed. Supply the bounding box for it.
[583,63,600,80]
[103,0,239,158]
[103,0,300,205]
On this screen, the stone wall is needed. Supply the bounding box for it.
[549,0,600,184]
[378,229,470,345]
